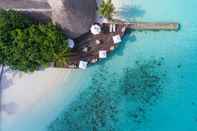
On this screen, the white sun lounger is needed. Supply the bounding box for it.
[79,61,88,69]
[121,26,126,33]
[113,24,116,32]
[113,35,122,44]
[99,50,107,59]
[109,24,113,32]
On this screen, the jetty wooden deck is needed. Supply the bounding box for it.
[62,23,126,68]
[110,20,179,31]
[126,22,179,30]
[59,21,180,69]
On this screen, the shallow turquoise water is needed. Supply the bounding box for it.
[47,0,197,130]
[2,0,197,131]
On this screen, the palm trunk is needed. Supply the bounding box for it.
[0,64,5,89]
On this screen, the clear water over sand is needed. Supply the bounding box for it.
[2,0,197,131]
[48,0,197,130]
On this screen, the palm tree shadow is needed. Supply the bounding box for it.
[1,102,18,115]
[0,68,23,91]
[0,68,24,118]
[118,5,146,21]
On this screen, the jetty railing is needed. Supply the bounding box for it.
[110,20,180,31]
[126,22,179,31]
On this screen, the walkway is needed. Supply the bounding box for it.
[0,65,5,89]
[127,22,179,30]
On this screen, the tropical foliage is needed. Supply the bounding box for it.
[0,10,70,72]
[99,0,115,20]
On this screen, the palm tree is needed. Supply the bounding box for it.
[99,0,115,20]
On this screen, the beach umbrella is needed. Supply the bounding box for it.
[68,39,75,48]
[90,24,101,35]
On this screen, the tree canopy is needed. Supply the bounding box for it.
[99,0,115,20]
[0,10,70,72]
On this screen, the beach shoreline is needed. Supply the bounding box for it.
[1,68,73,124]
[0,1,121,129]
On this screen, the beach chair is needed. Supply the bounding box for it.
[121,26,126,33]
[113,35,122,44]
[99,50,107,59]
[113,24,116,32]
[109,24,113,32]
[79,61,88,69]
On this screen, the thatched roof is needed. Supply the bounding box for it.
[49,0,97,38]
[0,0,52,22]
[0,0,97,38]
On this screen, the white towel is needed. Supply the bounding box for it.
[113,24,115,32]
[109,24,113,32]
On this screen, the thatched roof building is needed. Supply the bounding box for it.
[49,0,97,38]
[0,0,97,38]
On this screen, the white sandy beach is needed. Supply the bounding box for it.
[0,0,122,121]
[0,1,128,130]
[1,68,73,122]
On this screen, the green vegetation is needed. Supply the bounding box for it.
[0,10,70,72]
[99,0,115,20]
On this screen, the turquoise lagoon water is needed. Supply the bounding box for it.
[2,0,197,131]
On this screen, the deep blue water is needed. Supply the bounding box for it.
[2,0,197,131]
[48,0,197,131]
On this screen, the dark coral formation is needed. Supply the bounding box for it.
[48,57,167,131]
[48,67,120,131]
[121,57,167,125]
[122,57,166,106]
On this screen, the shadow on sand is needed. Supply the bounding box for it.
[0,67,18,91]
[0,66,21,116]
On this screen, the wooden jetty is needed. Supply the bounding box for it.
[57,21,180,69]
[110,19,180,31]
[126,22,179,31]
[61,23,126,69]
